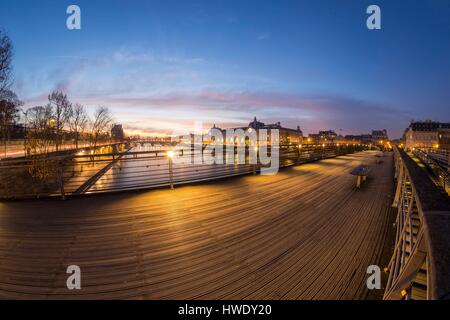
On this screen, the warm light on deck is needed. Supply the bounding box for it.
[167,150,175,158]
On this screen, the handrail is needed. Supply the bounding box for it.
[384,146,450,300]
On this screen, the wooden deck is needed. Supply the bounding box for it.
[0,151,395,300]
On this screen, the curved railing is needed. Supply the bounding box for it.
[0,143,366,200]
[420,148,450,168]
[384,146,450,300]
[412,148,450,195]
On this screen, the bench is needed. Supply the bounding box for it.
[350,165,370,189]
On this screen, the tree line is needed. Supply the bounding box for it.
[0,30,116,157]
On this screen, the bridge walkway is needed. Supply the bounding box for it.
[0,151,394,299]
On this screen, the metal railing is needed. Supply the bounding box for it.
[422,148,450,168]
[384,147,450,300]
[413,148,450,194]
[0,143,367,200]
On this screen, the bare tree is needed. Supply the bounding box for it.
[24,105,54,156]
[90,106,113,148]
[0,90,21,157]
[47,91,72,151]
[23,105,58,179]
[0,30,13,95]
[68,103,89,149]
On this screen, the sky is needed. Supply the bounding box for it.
[1,0,449,138]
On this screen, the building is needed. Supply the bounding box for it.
[344,135,365,144]
[319,130,337,141]
[342,131,388,146]
[111,124,125,141]
[438,131,450,151]
[372,129,389,144]
[207,117,303,146]
[248,117,303,145]
[404,121,450,150]
[308,130,337,145]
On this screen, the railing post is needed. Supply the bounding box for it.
[57,160,66,200]
[252,145,257,175]
[168,156,174,189]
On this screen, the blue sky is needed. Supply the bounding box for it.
[1,0,449,138]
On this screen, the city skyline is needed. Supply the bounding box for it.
[1,0,450,138]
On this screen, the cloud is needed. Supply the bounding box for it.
[257,32,271,40]
[71,89,411,137]
[161,56,206,65]
[17,49,208,104]
[16,48,411,137]
[113,50,155,64]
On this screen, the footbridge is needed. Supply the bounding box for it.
[0,146,449,300]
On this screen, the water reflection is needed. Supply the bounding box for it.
[88,143,253,192]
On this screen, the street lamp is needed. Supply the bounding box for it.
[48,117,57,128]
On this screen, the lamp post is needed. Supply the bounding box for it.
[167,150,174,189]
[298,144,302,163]
[47,117,58,152]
